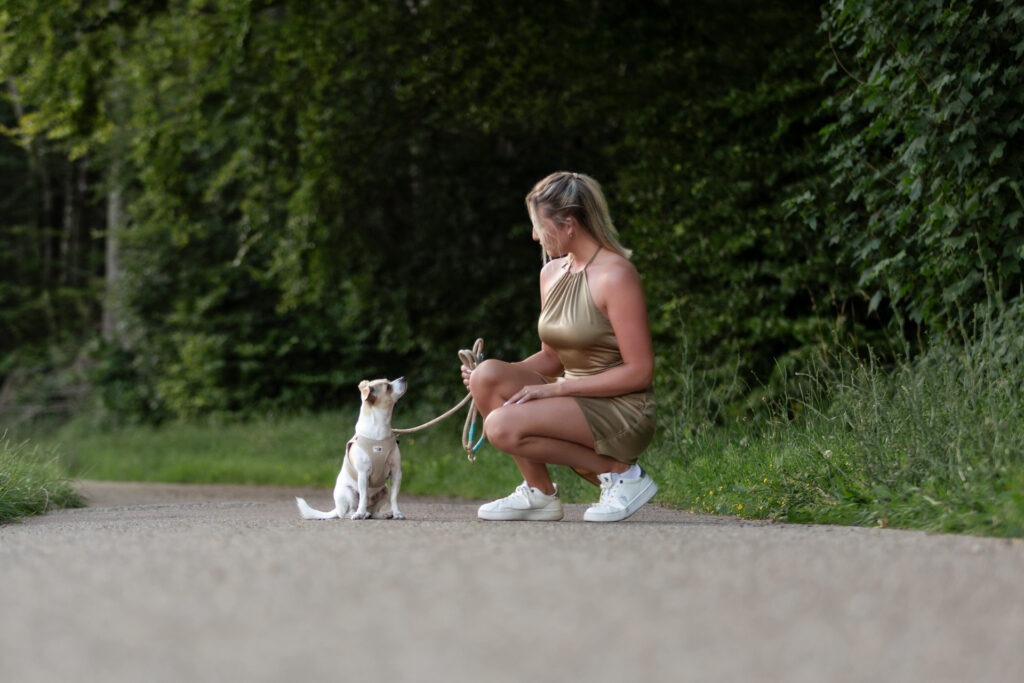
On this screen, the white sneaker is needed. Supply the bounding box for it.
[584,470,658,522]
[478,482,564,521]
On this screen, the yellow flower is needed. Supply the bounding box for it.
[736,503,743,511]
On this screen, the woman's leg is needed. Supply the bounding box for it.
[469,360,627,493]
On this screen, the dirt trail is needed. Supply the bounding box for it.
[1,480,1022,683]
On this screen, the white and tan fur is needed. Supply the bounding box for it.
[296,377,407,520]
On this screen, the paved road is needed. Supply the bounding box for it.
[1,481,1022,683]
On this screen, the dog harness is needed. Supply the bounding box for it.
[342,434,399,489]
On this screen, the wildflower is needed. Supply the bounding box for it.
[824,450,833,459]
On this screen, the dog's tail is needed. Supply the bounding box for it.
[295,497,340,520]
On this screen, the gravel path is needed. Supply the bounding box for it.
[1,480,1022,683]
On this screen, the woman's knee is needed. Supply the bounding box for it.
[483,408,521,451]
[469,359,513,404]
[469,359,507,389]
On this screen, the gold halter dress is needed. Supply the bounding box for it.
[537,248,656,464]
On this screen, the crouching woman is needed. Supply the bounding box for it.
[461,171,657,522]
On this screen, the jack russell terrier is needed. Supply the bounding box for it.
[296,377,407,520]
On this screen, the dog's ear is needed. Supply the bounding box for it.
[359,380,371,401]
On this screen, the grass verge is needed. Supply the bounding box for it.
[0,434,83,524]
[23,405,599,504]
[10,306,1023,537]
[644,304,1024,538]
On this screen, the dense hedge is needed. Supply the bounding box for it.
[2,1,1020,422]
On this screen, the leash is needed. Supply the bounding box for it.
[392,338,486,461]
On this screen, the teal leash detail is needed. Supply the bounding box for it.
[467,419,486,456]
[456,339,487,461]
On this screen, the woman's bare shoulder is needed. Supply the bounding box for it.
[589,252,644,312]
[594,251,640,286]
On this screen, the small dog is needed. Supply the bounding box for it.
[296,377,407,521]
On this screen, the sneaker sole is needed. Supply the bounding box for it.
[583,479,658,523]
[478,508,564,521]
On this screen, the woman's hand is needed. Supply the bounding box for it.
[460,365,473,390]
[504,383,559,406]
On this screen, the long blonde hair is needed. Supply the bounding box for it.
[525,171,632,259]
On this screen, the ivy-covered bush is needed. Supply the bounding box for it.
[812,0,1024,328]
[3,0,1021,423]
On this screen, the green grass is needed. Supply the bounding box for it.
[643,304,1024,538]
[21,404,600,503]
[0,434,83,524]
[6,403,595,522]
[7,306,1024,537]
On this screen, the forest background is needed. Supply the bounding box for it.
[2,1,1022,534]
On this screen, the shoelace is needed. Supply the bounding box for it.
[597,476,620,504]
[501,483,532,504]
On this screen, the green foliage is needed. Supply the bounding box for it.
[43,411,348,485]
[91,0,596,418]
[616,0,866,416]
[3,0,1022,431]
[1,0,851,421]
[650,300,1024,537]
[0,2,112,377]
[32,402,593,502]
[814,0,1024,328]
[0,434,83,524]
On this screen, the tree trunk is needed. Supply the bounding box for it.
[103,161,124,344]
[101,0,128,345]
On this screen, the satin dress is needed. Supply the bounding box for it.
[537,250,656,464]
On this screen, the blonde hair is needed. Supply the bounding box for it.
[525,171,632,259]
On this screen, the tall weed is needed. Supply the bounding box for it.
[659,302,1024,536]
[0,434,83,524]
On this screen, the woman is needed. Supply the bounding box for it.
[461,171,657,522]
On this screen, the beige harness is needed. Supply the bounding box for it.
[342,434,400,489]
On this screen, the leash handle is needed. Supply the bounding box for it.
[391,338,485,462]
[459,338,485,461]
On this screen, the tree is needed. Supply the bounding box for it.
[2,0,883,422]
[0,0,147,372]
[2,26,97,388]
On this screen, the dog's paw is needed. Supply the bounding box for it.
[387,511,406,520]
[350,511,372,520]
